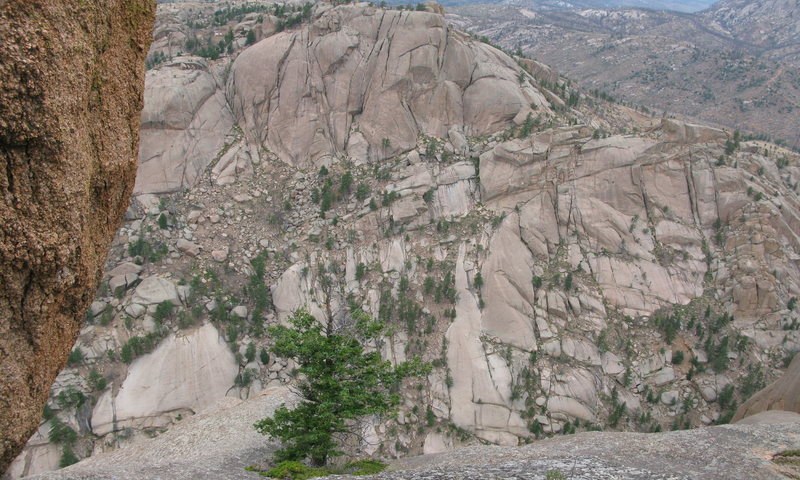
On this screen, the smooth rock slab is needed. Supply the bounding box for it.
[333,420,800,480]
[31,387,295,480]
[91,323,237,434]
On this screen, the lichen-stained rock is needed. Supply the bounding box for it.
[229,4,545,166]
[0,0,154,471]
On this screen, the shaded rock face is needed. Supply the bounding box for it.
[0,0,154,473]
[733,354,800,422]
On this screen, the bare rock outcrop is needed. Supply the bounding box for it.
[0,0,154,472]
[24,387,800,479]
[136,57,234,194]
[27,387,295,480]
[229,4,547,167]
[733,354,800,422]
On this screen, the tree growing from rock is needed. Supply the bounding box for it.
[254,309,428,466]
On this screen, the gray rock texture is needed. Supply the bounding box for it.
[27,387,295,480]
[25,390,800,480]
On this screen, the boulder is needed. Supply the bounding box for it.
[211,247,229,263]
[176,239,201,257]
[0,0,154,470]
[132,277,180,306]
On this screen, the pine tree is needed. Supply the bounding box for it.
[254,309,428,466]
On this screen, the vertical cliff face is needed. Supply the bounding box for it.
[0,0,154,472]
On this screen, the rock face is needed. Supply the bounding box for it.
[0,0,154,473]
[733,354,800,422]
[13,2,800,476]
[136,57,234,194]
[230,5,542,167]
[91,323,238,436]
[28,387,295,480]
[24,390,800,479]
[134,3,549,193]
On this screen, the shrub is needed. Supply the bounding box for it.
[671,350,685,365]
[59,445,79,468]
[355,262,367,281]
[235,368,257,387]
[339,171,353,196]
[355,183,371,201]
[153,301,175,324]
[426,405,436,427]
[56,386,85,410]
[49,417,77,445]
[88,369,107,391]
[245,343,256,363]
[67,348,85,366]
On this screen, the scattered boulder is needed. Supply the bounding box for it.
[211,247,229,262]
[176,238,201,257]
[131,277,180,306]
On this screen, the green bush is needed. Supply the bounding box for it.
[153,301,175,324]
[59,445,79,468]
[355,262,367,281]
[56,386,85,410]
[246,29,256,45]
[48,417,77,445]
[88,369,107,391]
[120,331,165,364]
[245,343,256,363]
[67,348,85,366]
[258,459,387,479]
[355,183,371,201]
[235,368,257,387]
[260,348,270,365]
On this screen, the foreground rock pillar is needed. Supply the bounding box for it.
[0,0,154,472]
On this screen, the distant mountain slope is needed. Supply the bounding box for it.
[449,0,800,146]
[703,0,800,56]
[413,0,714,13]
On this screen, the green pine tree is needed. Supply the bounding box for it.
[254,309,428,466]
